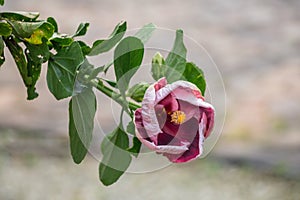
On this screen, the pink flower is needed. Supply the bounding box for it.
[134,77,215,163]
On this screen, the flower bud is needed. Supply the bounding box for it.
[127,82,150,102]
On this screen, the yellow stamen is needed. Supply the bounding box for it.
[170,111,186,124]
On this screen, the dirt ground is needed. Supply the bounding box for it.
[1,0,300,199]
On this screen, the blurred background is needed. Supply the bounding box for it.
[0,0,300,199]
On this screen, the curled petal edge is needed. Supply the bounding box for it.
[141,85,162,138]
[135,129,189,154]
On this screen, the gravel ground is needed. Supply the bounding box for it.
[1,144,299,200]
[0,129,299,200]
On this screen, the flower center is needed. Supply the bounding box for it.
[170,111,186,124]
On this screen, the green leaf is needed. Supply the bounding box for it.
[47,42,84,100]
[4,37,29,85]
[127,82,149,102]
[0,0,4,6]
[102,78,117,88]
[73,22,89,38]
[128,137,142,157]
[165,29,187,82]
[4,36,40,100]
[0,22,12,36]
[23,40,50,100]
[50,33,74,50]
[25,40,50,63]
[99,127,132,186]
[77,40,91,56]
[126,121,135,135]
[24,22,54,44]
[25,61,41,100]
[0,37,4,66]
[151,52,166,80]
[69,89,96,164]
[74,59,95,94]
[88,21,127,56]
[0,12,39,22]
[89,66,104,80]
[134,23,156,43]
[183,62,206,95]
[126,121,141,157]
[47,17,58,32]
[114,36,144,97]
[4,36,43,100]
[9,20,42,38]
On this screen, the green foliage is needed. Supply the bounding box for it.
[151,52,166,80]
[183,62,206,95]
[73,22,89,38]
[0,0,4,6]
[0,22,12,36]
[126,121,135,135]
[134,23,156,43]
[128,137,142,158]
[47,42,84,100]
[151,30,207,95]
[47,17,58,32]
[165,29,187,82]
[126,121,141,158]
[3,36,38,99]
[8,20,54,44]
[114,36,144,98]
[88,21,127,56]
[50,33,74,50]
[0,37,4,66]
[151,30,187,83]
[99,127,132,186]
[69,89,96,164]
[0,11,39,21]
[127,82,149,102]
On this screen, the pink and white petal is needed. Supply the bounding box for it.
[173,87,200,103]
[155,144,189,154]
[172,85,214,113]
[198,120,205,158]
[176,90,215,138]
[135,130,159,151]
[134,108,148,139]
[154,77,167,91]
[135,129,189,154]
[157,93,179,112]
[141,84,162,138]
[200,106,215,138]
[177,99,201,122]
[165,132,200,163]
[155,80,201,104]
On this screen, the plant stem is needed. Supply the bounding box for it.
[90,79,141,113]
